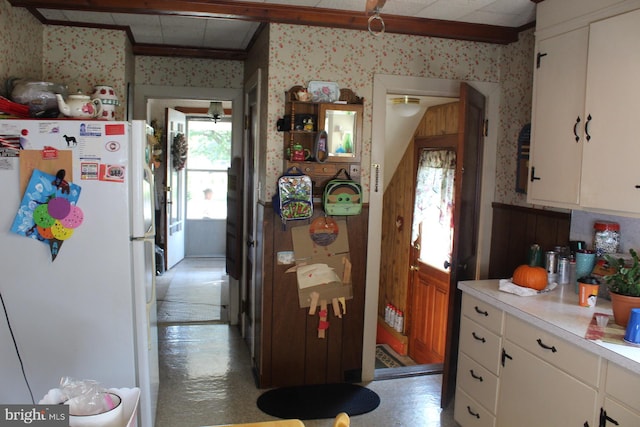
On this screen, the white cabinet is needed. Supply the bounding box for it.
[601,363,640,426]
[456,283,640,427]
[496,315,600,427]
[528,2,640,215]
[579,8,640,213]
[527,27,588,207]
[454,294,504,427]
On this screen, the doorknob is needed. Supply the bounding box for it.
[246,239,255,247]
[410,265,419,271]
[444,260,451,270]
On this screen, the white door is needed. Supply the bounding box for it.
[165,108,186,269]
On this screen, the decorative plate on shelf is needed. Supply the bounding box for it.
[308,81,340,103]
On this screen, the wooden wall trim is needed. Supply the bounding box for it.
[488,203,571,279]
[491,202,570,219]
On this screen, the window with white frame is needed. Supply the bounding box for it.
[185,118,231,219]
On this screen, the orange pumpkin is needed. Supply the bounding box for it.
[512,264,548,291]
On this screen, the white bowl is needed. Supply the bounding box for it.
[67,392,124,427]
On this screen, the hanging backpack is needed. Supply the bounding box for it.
[323,168,362,216]
[273,167,313,225]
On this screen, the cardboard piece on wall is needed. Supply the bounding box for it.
[19,149,73,196]
[290,219,353,308]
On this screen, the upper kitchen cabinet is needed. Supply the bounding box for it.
[527,27,588,208]
[579,8,640,214]
[528,0,640,215]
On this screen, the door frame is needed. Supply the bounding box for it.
[363,75,499,383]
[133,84,244,324]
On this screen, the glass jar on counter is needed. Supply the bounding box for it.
[593,221,620,256]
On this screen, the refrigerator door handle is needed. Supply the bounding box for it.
[131,236,154,242]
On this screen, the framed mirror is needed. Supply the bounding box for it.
[318,103,363,162]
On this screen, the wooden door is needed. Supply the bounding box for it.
[441,82,485,408]
[244,93,258,347]
[164,108,186,269]
[408,139,457,366]
[226,156,242,281]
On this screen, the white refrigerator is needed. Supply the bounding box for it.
[0,119,159,427]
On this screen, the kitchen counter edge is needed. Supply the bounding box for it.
[458,279,640,375]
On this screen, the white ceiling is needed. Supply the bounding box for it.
[35,0,536,51]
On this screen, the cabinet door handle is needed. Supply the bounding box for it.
[474,306,489,317]
[466,406,480,419]
[469,369,483,382]
[530,166,541,182]
[536,52,548,68]
[471,332,486,343]
[501,348,512,367]
[585,114,592,141]
[573,116,581,142]
[601,408,620,426]
[536,338,557,353]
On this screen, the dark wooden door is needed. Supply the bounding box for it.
[244,97,258,345]
[441,82,486,409]
[226,157,242,281]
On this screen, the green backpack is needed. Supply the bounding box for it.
[322,168,362,216]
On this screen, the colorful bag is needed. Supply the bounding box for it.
[273,167,313,225]
[323,168,362,216]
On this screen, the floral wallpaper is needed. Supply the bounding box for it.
[0,0,534,210]
[495,29,535,207]
[136,56,243,89]
[265,23,533,201]
[42,26,129,121]
[0,0,42,92]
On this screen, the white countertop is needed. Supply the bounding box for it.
[458,280,640,375]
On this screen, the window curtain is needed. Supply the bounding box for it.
[411,149,456,256]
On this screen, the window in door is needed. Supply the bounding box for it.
[186,118,232,219]
[411,148,456,272]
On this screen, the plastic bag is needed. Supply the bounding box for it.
[59,377,118,416]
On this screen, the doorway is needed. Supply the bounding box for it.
[133,85,244,325]
[365,75,500,406]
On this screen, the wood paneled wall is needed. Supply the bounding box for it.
[257,205,368,388]
[378,102,459,316]
[488,203,571,279]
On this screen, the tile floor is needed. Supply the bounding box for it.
[154,258,460,427]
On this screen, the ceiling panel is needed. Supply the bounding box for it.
[29,0,536,58]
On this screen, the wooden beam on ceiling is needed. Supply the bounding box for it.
[9,0,522,46]
[133,44,247,60]
[175,107,232,115]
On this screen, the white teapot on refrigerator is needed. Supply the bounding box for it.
[56,90,103,118]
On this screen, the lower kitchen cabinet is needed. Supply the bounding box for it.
[601,363,640,426]
[455,286,640,427]
[497,336,598,427]
[454,294,503,427]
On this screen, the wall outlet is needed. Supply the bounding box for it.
[349,164,360,177]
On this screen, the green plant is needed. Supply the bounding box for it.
[604,248,640,297]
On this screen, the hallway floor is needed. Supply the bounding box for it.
[154,258,460,427]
